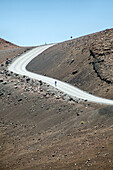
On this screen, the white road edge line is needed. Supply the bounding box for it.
[8,44,113,105]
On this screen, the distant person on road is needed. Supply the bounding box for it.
[55,81,57,87]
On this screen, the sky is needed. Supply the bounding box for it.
[0,0,113,46]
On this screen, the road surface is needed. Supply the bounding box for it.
[8,44,113,105]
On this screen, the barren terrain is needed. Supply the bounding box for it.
[0,30,113,170]
[27,28,113,99]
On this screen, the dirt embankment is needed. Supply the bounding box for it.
[0,33,113,170]
[27,28,113,100]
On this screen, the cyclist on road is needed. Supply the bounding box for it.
[55,81,57,87]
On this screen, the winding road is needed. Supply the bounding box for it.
[8,44,113,105]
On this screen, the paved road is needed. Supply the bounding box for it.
[8,44,113,105]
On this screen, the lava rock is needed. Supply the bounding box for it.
[0,79,3,83]
[26,78,30,82]
[72,70,78,75]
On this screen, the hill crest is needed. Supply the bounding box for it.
[0,38,19,50]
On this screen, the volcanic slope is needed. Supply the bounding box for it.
[27,28,113,100]
[0,38,33,63]
[0,38,19,50]
[0,34,113,170]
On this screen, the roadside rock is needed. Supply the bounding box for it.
[0,79,3,83]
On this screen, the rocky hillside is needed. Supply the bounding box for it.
[27,28,113,99]
[0,38,33,63]
[0,38,19,50]
[0,30,113,170]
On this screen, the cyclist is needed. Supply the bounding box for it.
[55,81,57,87]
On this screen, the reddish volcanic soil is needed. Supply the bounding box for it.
[27,28,113,100]
[0,30,113,170]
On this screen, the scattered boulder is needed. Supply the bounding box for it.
[39,80,43,86]
[63,95,73,101]
[69,59,75,65]
[26,78,30,82]
[5,60,9,65]
[46,89,50,93]
[72,70,78,75]
[52,154,55,157]
[7,73,11,76]
[0,92,4,96]
[58,107,61,112]
[2,82,7,85]
[43,93,47,97]
[15,73,19,77]
[0,79,3,83]
[69,97,73,101]
[56,96,60,99]
[51,92,55,96]
[18,98,23,102]
[7,92,11,96]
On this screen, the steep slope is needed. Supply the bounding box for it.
[0,38,19,50]
[27,28,113,99]
[0,31,113,170]
[0,38,33,63]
